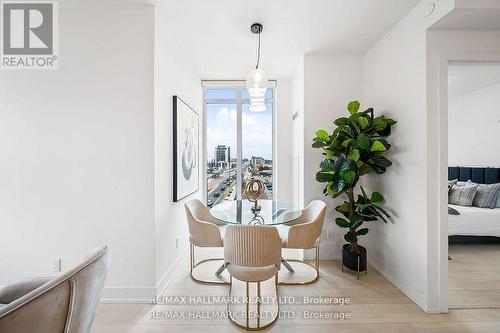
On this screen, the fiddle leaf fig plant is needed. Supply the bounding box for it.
[313,101,396,253]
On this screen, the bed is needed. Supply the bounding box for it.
[448,166,500,238]
[448,204,500,237]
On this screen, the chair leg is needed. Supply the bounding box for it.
[189,243,229,285]
[316,246,320,271]
[357,256,360,280]
[278,247,320,285]
[227,274,279,331]
[246,282,250,329]
[190,243,194,273]
[257,281,261,329]
[341,251,344,272]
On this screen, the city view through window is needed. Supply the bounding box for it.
[205,87,274,207]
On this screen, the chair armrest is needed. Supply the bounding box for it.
[287,221,322,249]
[192,219,224,247]
[0,276,53,304]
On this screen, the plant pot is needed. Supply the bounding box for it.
[342,244,367,272]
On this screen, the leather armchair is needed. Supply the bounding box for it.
[0,246,111,333]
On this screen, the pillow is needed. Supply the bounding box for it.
[457,181,467,186]
[466,181,500,209]
[448,179,458,193]
[449,183,478,206]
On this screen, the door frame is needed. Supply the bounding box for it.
[434,51,500,312]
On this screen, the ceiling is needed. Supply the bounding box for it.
[448,64,500,98]
[431,8,500,31]
[154,0,420,79]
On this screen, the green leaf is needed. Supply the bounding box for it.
[356,228,369,236]
[316,171,334,183]
[343,170,356,183]
[312,141,325,148]
[332,188,346,198]
[360,186,369,199]
[371,155,392,168]
[334,117,349,126]
[336,179,347,193]
[350,215,363,229]
[370,192,384,203]
[347,149,360,162]
[336,202,350,214]
[344,231,358,244]
[324,149,334,158]
[359,164,374,175]
[335,157,351,173]
[370,140,387,152]
[320,159,335,170]
[373,204,391,218]
[357,134,370,150]
[326,183,334,195]
[373,117,387,131]
[342,139,352,148]
[315,129,330,141]
[358,116,369,129]
[347,101,360,115]
[385,118,397,125]
[335,217,350,228]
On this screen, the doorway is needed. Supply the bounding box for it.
[447,63,500,309]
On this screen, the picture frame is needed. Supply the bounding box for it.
[173,96,199,202]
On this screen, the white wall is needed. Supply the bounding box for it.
[153,1,203,296]
[302,54,364,260]
[275,78,295,203]
[291,58,304,208]
[0,4,156,301]
[363,0,454,312]
[448,82,500,166]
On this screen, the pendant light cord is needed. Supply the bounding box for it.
[256,31,261,69]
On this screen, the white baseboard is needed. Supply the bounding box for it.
[368,254,428,312]
[156,246,189,297]
[100,247,189,304]
[100,286,156,303]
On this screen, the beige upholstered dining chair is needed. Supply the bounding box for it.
[224,224,282,331]
[0,246,110,333]
[185,199,228,284]
[278,200,326,285]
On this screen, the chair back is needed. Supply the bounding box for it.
[185,199,223,247]
[286,200,327,249]
[185,199,215,223]
[303,200,327,229]
[0,246,111,333]
[224,225,281,268]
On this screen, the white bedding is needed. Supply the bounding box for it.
[448,204,500,237]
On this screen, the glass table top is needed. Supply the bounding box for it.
[210,200,302,225]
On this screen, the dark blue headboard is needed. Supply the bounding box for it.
[449,166,500,184]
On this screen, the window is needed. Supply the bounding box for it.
[203,83,275,207]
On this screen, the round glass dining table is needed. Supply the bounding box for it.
[210,199,301,275]
[210,199,302,225]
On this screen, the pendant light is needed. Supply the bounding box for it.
[246,23,268,112]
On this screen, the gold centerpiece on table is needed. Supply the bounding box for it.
[245,179,266,213]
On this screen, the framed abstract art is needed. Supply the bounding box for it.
[173,96,199,202]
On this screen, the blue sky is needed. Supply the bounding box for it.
[206,91,273,161]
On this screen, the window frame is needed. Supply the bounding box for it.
[202,80,277,204]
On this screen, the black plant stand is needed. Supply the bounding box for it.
[341,245,368,280]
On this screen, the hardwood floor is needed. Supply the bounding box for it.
[449,243,500,309]
[92,248,500,333]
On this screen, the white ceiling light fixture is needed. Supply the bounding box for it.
[246,23,268,112]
